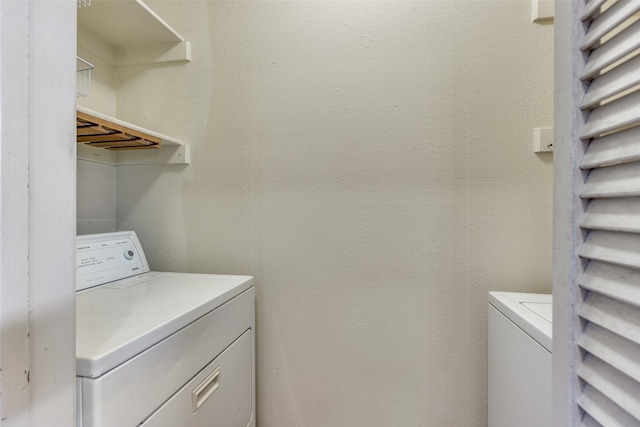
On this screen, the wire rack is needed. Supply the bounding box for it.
[76,57,94,98]
[77,0,91,7]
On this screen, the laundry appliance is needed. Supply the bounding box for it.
[75,231,255,427]
[488,291,552,427]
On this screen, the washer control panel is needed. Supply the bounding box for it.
[76,231,150,291]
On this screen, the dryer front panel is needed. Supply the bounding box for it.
[141,329,253,427]
[79,288,254,427]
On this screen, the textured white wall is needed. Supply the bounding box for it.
[76,41,118,235]
[76,160,117,234]
[114,2,554,425]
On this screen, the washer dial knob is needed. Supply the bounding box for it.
[124,250,135,260]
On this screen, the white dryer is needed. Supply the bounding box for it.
[488,292,552,427]
[75,231,255,427]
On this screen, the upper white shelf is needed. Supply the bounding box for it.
[77,0,191,67]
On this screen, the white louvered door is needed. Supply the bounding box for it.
[572,1,640,426]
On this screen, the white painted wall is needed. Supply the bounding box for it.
[77,161,117,235]
[108,1,553,425]
[76,40,118,235]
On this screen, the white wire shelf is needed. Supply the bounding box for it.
[76,57,94,98]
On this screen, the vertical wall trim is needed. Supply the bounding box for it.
[553,0,588,426]
[0,1,76,426]
[0,1,33,424]
[27,1,77,426]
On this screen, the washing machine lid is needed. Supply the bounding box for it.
[488,291,552,352]
[76,271,253,378]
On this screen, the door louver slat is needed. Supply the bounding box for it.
[581,198,640,232]
[582,0,610,22]
[581,413,605,427]
[579,322,640,383]
[580,53,640,109]
[580,127,640,169]
[580,230,640,270]
[581,162,640,198]
[581,1,640,51]
[581,88,640,139]
[580,293,640,343]
[578,355,640,422]
[580,261,640,306]
[581,19,640,81]
[580,0,640,50]
[577,384,640,427]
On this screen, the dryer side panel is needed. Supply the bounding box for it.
[488,304,552,427]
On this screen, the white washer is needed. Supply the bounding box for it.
[76,231,255,427]
[488,292,552,427]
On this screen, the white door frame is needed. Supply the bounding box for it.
[553,1,588,426]
[0,1,76,426]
